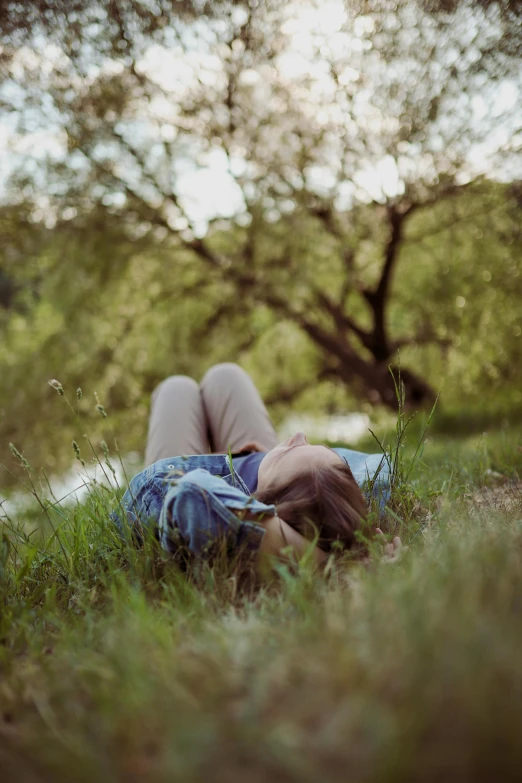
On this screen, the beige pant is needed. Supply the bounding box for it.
[145,363,279,466]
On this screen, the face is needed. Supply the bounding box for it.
[257,432,343,491]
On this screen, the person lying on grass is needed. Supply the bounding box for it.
[112,363,396,575]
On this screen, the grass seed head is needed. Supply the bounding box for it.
[72,440,86,467]
[48,379,64,395]
[9,442,30,470]
[94,391,107,418]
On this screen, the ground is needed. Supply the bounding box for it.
[1,424,522,783]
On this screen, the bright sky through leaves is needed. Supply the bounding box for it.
[1,0,519,232]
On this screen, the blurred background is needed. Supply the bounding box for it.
[0,0,521,487]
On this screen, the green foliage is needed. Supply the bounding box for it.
[394,182,522,410]
[1,180,521,481]
[1,0,521,473]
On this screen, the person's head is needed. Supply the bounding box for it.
[255,432,368,552]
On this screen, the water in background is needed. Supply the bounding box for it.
[0,453,141,521]
[278,413,370,443]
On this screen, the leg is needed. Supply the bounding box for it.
[200,363,278,453]
[145,376,210,466]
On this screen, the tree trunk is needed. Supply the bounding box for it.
[322,353,437,411]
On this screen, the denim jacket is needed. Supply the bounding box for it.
[111,449,390,558]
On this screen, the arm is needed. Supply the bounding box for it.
[259,515,328,573]
[236,507,328,576]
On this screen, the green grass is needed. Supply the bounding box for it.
[1,417,522,782]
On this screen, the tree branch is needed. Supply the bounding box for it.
[111,127,189,228]
[311,287,372,350]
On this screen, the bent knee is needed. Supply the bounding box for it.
[201,362,248,389]
[152,375,199,402]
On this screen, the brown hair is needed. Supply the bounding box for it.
[254,461,368,553]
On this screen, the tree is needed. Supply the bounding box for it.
[1,0,521,409]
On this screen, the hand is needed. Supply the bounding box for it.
[236,440,269,453]
[375,528,406,563]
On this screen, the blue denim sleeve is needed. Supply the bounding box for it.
[158,469,275,556]
[333,448,391,513]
